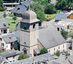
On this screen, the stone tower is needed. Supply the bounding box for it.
[20,10,39,57]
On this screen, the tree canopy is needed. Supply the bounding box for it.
[61,29,68,40]
[45,4,56,14]
[56,0,73,10]
[0,0,5,11]
[36,11,45,22]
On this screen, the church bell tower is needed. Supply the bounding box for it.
[20,10,39,56]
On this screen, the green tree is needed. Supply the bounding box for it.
[0,0,5,11]
[12,16,17,23]
[14,46,18,50]
[56,0,73,10]
[55,50,60,57]
[61,29,68,40]
[36,11,45,22]
[3,13,7,18]
[45,4,56,14]
[30,2,44,12]
[40,48,48,55]
[18,54,29,60]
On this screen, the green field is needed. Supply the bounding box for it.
[6,18,19,32]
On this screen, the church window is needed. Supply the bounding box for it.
[57,27,59,31]
[63,45,64,48]
[33,24,35,29]
[54,48,55,51]
[24,42,26,44]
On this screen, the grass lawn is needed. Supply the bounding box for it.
[6,18,19,32]
[0,17,19,32]
[45,14,56,18]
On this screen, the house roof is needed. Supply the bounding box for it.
[38,25,66,49]
[34,48,40,54]
[0,57,4,64]
[55,13,70,21]
[19,53,54,64]
[10,5,26,14]
[0,18,9,29]
[10,0,32,14]
[1,51,19,57]
[1,33,17,44]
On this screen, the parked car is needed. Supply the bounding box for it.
[62,51,68,55]
[65,10,68,13]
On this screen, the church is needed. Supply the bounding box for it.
[16,10,67,57]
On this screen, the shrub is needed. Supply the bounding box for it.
[66,53,70,56]
[55,50,60,57]
[14,46,18,50]
[11,14,14,17]
[40,48,48,55]
[3,13,7,18]
[18,54,29,60]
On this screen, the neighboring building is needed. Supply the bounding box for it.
[10,0,32,16]
[0,57,5,64]
[0,33,17,50]
[54,20,72,31]
[10,53,54,64]
[0,19,9,35]
[55,13,70,22]
[1,51,20,63]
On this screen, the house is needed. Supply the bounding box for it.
[55,13,70,22]
[0,33,17,50]
[0,18,9,35]
[10,53,54,64]
[15,10,67,56]
[10,0,33,16]
[1,51,20,63]
[54,20,72,31]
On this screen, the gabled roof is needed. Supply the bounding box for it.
[1,33,17,44]
[0,18,9,29]
[55,13,70,21]
[10,0,32,14]
[10,5,26,14]
[38,25,66,49]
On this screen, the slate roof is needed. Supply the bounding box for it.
[38,25,66,49]
[0,18,9,29]
[1,33,17,44]
[55,13,70,21]
[13,30,20,42]
[10,5,26,14]
[0,57,4,64]
[1,51,20,57]
[10,0,32,14]
[34,48,40,54]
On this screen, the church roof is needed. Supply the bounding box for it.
[38,25,66,49]
[21,10,39,23]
